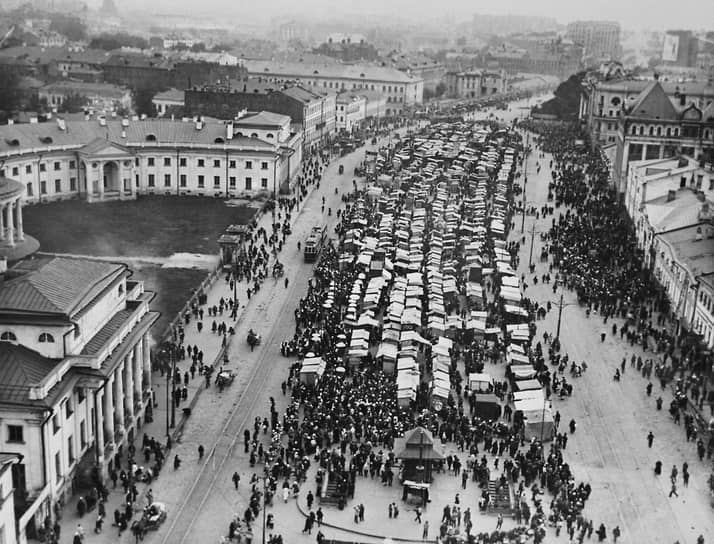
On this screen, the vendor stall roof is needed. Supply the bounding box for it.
[515,379,542,392]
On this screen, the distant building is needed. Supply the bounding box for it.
[486,34,583,79]
[152,88,185,117]
[565,20,621,62]
[662,30,699,68]
[445,70,508,99]
[240,59,423,116]
[612,80,714,193]
[314,34,378,63]
[39,81,132,112]
[185,80,334,151]
[0,255,158,544]
[472,13,559,37]
[381,52,446,93]
[336,92,366,132]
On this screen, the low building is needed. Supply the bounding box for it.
[445,70,508,100]
[359,90,387,122]
[613,80,714,193]
[240,59,423,116]
[152,88,185,117]
[313,34,379,63]
[39,81,132,113]
[0,116,303,203]
[336,92,366,133]
[0,255,159,543]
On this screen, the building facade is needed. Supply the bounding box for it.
[39,82,132,113]
[0,256,158,543]
[240,60,423,116]
[336,93,366,133]
[445,70,508,99]
[565,21,621,62]
[0,117,303,204]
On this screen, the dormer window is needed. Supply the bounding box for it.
[39,333,55,343]
[146,134,157,142]
[214,137,225,144]
[0,331,17,342]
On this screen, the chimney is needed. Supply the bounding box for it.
[132,115,139,121]
[98,116,107,127]
[695,226,703,241]
[697,190,706,202]
[195,119,203,131]
[667,189,676,202]
[56,118,66,131]
[7,119,13,125]
[122,118,129,127]
[226,121,233,140]
[30,116,38,124]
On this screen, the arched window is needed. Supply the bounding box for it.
[250,133,258,138]
[631,125,637,135]
[656,126,662,136]
[145,134,157,142]
[266,133,274,139]
[666,127,671,137]
[39,333,55,343]
[0,331,17,342]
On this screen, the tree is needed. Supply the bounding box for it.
[49,14,87,42]
[89,32,149,51]
[133,88,158,117]
[190,42,206,53]
[58,93,89,113]
[0,68,22,112]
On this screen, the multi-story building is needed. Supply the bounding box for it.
[487,33,584,79]
[358,90,387,122]
[381,52,446,94]
[444,70,508,99]
[152,88,185,117]
[336,92,366,133]
[565,20,621,62]
[0,116,302,204]
[580,77,714,145]
[39,81,132,113]
[240,59,423,116]
[612,80,714,192]
[184,80,334,151]
[313,35,379,63]
[0,255,159,543]
[662,30,699,68]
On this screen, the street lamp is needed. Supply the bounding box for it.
[169,343,177,429]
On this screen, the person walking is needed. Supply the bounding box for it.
[415,506,422,523]
[496,513,503,530]
[422,520,429,540]
[612,526,621,543]
[647,431,654,448]
[669,481,679,498]
[232,472,240,489]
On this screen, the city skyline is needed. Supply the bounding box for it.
[106,0,714,31]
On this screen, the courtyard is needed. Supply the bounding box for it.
[23,195,258,342]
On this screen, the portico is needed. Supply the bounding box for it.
[78,139,136,202]
[0,178,25,247]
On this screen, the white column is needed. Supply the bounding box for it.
[142,334,152,391]
[0,203,5,241]
[6,200,14,247]
[133,343,143,404]
[103,376,115,445]
[15,198,23,242]
[96,389,105,457]
[98,163,105,199]
[124,354,134,420]
[115,364,125,429]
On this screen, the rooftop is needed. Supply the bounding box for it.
[0,256,126,318]
[236,111,291,128]
[645,189,712,232]
[658,224,714,279]
[242,59,420,84]
[40,81,130,97]
[0,343,62,407]
[153,88,185,102]
[0,177,24,200]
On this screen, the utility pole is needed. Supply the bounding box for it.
[170,344,176,429]
[520,188,526,234]
[555,292,564,340]
[165,348,170,438]
[528,224,536,269]
[262,476,268,544]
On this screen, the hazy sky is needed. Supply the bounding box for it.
[114,0,713,30]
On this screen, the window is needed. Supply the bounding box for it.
[213,176,221,188]
[73,324,80,338]
[7,425,23,443]
[213,159,221,168]
[40,181,47,195]
[55,179,61,193]
[245,177,252,190]
[25,165,32,174]
[39,163,46,173]
[179,158,187,167]
[164,174,171,187]
[148,174,155,187]
[0,331,17,342]
[80,420,86,448]
[52,414,60,434]
[53,161,61,171]
[261,162,268,170]
[67,436,74,464]
[55,452,61,482]
[147,157,155,166]
[39,332,54,343]
[180,174,187,187]
[64,398,73,418]
[229,176,236,188]
[245,161,252,170]
[198,159,205,167]
[69,160,76,169]
[229,160,236,169]
[197,175,205,188]
[11,167,18,177]
[163,157,171,166]
[261,178,268,188]
[70,177,77,191]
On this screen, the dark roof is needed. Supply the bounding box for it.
[0,177,23,199]
[0,256,126,317]
[0,344,61,406]
[628,81,678,120]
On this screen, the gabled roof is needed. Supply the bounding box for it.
[0,344,61,406]
[79,137,131,156]
[628,81,678,120]
[236,111,290,128]
[0,256,126,317]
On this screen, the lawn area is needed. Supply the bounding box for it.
[130,264,208,343]
[23,196,257,257]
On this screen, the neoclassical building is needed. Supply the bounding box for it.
[0,115,303,205]
[0,255,158,543]
[0,177,38,265]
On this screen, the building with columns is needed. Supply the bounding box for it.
[0,178,25,249]
[0,256,158,543]
[0,116,303,205]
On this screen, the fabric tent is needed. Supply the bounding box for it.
[513,389,545,402]
[472,393,502,420]
[510,365,536,380]
[522,409,555,442]
[515,379,542,392]
[468,373,493,392]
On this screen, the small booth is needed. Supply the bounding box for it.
[394,427,445,484]
[299,356,326,386]
[376,342,399,375]
[515,379,542,392]
[468,373,494,393]
[522,408,555,442]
